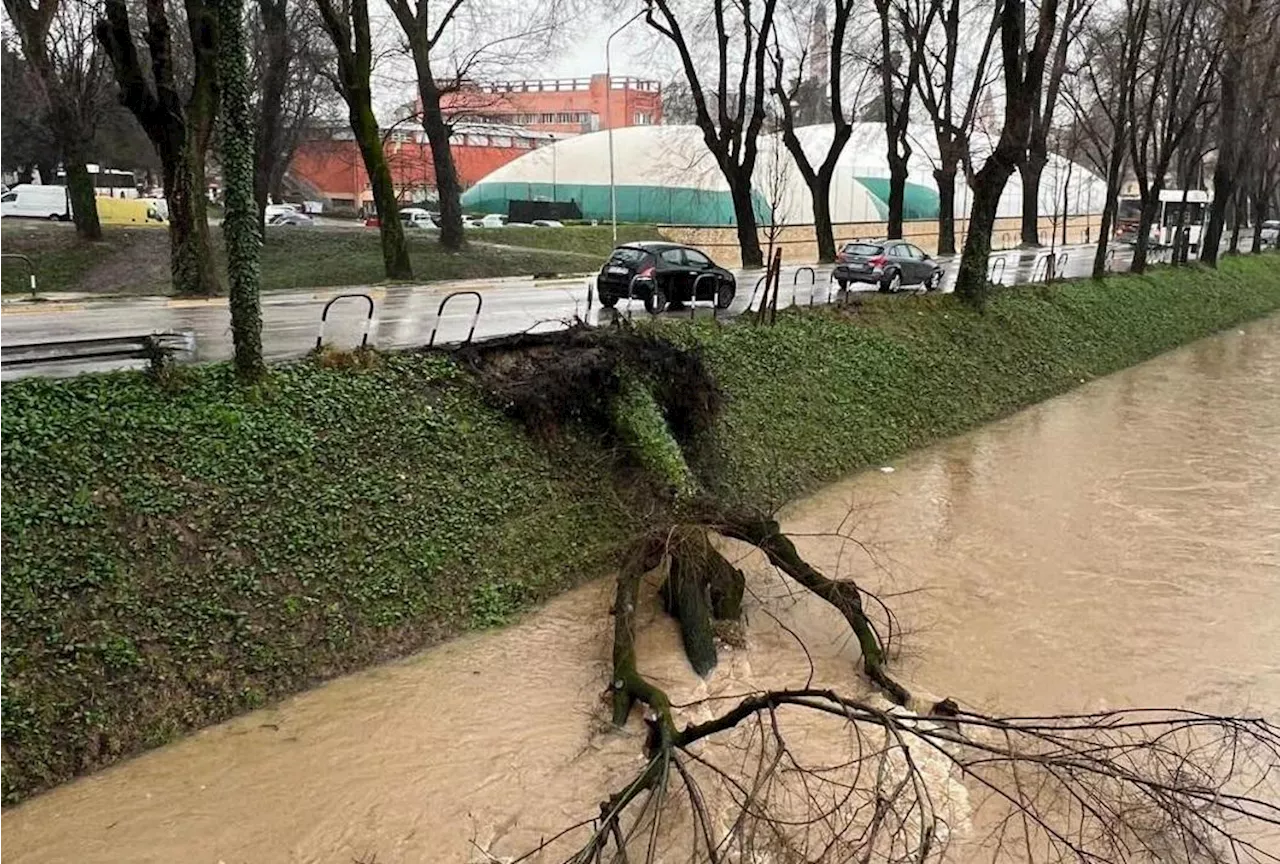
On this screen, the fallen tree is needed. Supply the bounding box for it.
[462,322,1280,863]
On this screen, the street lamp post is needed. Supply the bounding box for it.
[606,9,646,243]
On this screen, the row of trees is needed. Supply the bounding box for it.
[650,0,1280,300]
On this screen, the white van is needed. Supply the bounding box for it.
[1,184,70,220]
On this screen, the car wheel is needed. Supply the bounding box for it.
[884,272,902,293]
[599,292,618,309]
[837,279,849,290]
[926,269,942,291]
[644,282,668,315]
[47,213,60,222]
[715,280,735,309]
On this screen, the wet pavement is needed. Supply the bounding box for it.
[0,243,1129,379]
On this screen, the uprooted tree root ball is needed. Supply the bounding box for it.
[461,322,911,705]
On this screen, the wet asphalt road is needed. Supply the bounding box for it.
[0,243,1130,380]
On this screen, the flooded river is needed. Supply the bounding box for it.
[5,315,1279,862]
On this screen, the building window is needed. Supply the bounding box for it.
[514,137,532,149]
[634,112,652,125]
[492,135,512,148]
[466,133,490,147]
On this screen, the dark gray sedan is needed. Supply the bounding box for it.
[833,239,943,292]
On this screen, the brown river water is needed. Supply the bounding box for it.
[5,315,1279,862]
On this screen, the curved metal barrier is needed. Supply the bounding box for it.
[988,256,1008,284]
[827,270,841,305]
[1031,254,1054,283]
[315,293,375,350]
[793,266,815,307]
[1104,247,1116,272]
[1,253,37,298]
[691,272,720,319]
[427,290,483,347]
[1055,252,1069,280]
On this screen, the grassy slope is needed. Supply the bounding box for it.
[0,223,655,295]
[3,255,1279,803]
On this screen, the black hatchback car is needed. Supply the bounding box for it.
[833,239,944,292]
[596,242,737,314]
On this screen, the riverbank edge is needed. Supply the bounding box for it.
[4,254,1279,803]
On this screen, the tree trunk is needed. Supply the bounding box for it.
[1228,188,1246,253]
[1093,123,1127,278]
[414,63,465,251]
[35,156,57,189]
[64,160,103,241]
[219,0,265,379]
[886,151,908,239]
[1020,153,1046,246]
[348,95,412,280]
[727,172,763,268]
[1250,186,1267,253]
[163,143,221,297]
[955,156,1017,305]
[254,0,289,224]
[811,166,837,263]
[1131,188,1161,274]
[934,162,958,255]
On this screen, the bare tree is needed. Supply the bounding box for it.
[252,0,329,222]
[953,0,1061,304]
[1076,0,1149,278]
[910,0,1000,255]
[96,0,221,295]
[4,0,109,240]
[1018,0,1090,248]
[645,0,781,269]
[387,0,567,251]
[770,0,874,263]
[313,0,412,280]
[872,0,938,240]
[0,38,61,185]
[463,322,1280,864]
[1122,0,1219,272]
[1200,0,1269,266]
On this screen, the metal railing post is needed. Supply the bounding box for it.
[427,291,483,347]
[1,253,38,298]
[315,293,376,351]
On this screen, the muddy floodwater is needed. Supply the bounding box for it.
[5,315,1279,862]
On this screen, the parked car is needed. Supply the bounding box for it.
[269,211,314,227]
[832,239,944,292]
[596,241,736,314]
[400,208,438,230]
[264,202,298,221]
[467,213,509,228]
[1260,220,1280,248]
[531,219,564,228]
[1,184,70,220]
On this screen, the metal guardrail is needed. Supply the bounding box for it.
[793,266,815,307]
[2,253,38,298]
[428,291,483,347]
[988,256,1007,284]
[315,293,375,350]
[1,331,193,369]
[689,273,719,319]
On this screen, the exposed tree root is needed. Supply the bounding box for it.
[659,526,746,677]
[720,516,912,706]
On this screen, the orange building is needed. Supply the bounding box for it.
[287,123,553,213]
[439,75,662,136]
